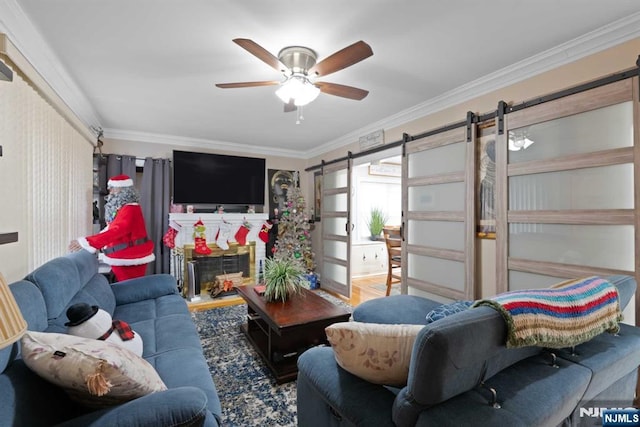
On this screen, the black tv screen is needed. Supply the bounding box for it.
[173,150,266,205]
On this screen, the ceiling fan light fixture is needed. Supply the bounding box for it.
[275,75,320,106]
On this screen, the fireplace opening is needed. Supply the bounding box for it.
[183,242,255,300]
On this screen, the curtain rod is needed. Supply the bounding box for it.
[305,56,639,173]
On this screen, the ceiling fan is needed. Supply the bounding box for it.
[215,38,373,113]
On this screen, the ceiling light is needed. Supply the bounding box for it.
[275,75,320,106]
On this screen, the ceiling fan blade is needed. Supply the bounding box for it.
[232,38,286,72]
[315,82,369,100]
[215,81,280,89]
[284,99,297,113]
[309,40,373,77]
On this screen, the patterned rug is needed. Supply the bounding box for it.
[192,290,351,426]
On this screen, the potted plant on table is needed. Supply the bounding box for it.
[366,207,388,241]
[263,257,305,303]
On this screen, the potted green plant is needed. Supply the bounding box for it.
[366,207,388,241]
[263,257,305,303]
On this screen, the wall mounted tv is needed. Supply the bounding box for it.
[173,150,266,205]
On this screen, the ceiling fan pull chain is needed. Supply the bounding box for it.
[296,106,304,125]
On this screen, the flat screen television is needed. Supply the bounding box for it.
[173,150,266,205]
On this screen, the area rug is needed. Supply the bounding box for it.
[192,290,351,426]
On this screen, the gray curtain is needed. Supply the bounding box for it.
[140,157,171,274]
[106,154,137,183]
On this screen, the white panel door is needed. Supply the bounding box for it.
[402,122,477,301]
[495,79,638,297]
[321,159,352,297]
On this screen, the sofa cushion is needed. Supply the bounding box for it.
[113,294,189,324]
[145,347,222,422]
[21,331,167,408]
[426,300,473,323]
[131,314,204,357]
[325,322,424,386]
[555,322,640,401]
[25,257,84,320]
[401,352,593,427]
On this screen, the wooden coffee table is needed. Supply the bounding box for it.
[236,284,351,383]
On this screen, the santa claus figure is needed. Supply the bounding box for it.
[65,303,143,356]
[70,174,155,282]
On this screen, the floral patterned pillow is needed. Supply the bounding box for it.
[325,322,424,386]
[21,331,167,408]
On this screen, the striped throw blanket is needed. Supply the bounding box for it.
[473,276,622,349]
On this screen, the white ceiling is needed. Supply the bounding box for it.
[3,1,640,158]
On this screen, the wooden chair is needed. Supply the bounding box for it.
[382,226,402,296]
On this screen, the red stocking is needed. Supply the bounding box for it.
[162,220,181,249]
[193,219,212,255]
[235,224,250,246]
[258,220,272,243]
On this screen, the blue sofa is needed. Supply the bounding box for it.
[0,250,222,426]
[297,276,640,426]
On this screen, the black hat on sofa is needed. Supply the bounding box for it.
[65,303,99,326]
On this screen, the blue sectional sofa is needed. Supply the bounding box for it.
[0,250,221,426]
[297,276,640,426]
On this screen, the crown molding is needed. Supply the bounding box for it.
[104,128,308,159]
[303,12,640,159]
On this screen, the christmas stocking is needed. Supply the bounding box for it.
[234,222,251,246]
[162,220,181,249]
[193,219,212,255]
[216,222,231,250]
[258,220,273,243]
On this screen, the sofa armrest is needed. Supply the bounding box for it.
[297,346,396,426]
[54,387,216,427]
[111,274,179,305]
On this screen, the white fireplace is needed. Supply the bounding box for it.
[168,213,268,297]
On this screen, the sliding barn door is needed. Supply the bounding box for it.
[321,159,352,298]
[402,121,477,301]
[495,78,638,321]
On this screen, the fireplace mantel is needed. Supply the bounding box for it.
[168,213,268,290]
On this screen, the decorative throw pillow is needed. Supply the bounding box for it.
[425,300,473,323]
[21,331,167,408]
[325,322,424,386]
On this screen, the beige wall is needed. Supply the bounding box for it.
[307,37,640,298]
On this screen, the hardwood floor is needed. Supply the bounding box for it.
[350,273,389,307]
[186,273,390,312]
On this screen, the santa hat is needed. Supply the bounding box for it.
[108,174,134,188]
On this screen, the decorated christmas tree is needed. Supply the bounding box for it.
[273,172,315,273]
